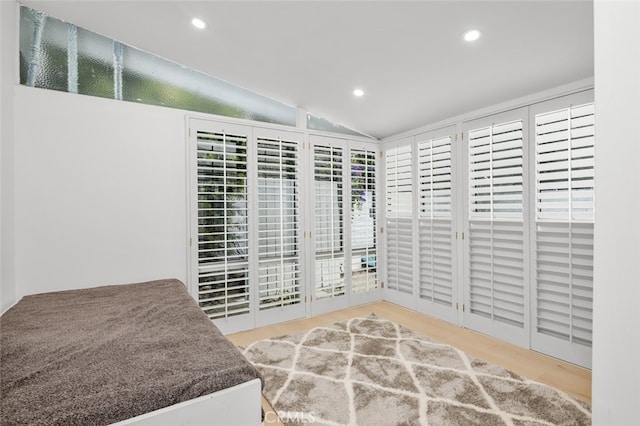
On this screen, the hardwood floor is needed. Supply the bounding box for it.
[228,301,591,424]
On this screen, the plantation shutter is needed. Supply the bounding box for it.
[465,112,528,347]
[532,98,594,368]
[351,148,378,294]
[195,129,250,320]
[385,143,414,297]
[256,135,302,311]
[314,145,345,300]
[417,131,456,321]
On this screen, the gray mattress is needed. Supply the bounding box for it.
[0,279,262,425]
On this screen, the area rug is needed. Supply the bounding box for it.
[242,315,591,426]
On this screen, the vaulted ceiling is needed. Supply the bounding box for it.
[21,0,594,139]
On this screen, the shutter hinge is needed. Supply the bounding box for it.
[380,151,383,158]
[461,132,465,141]
[189,237,192,247]
[381,282,384,288]
[455,133,458,142]
[463,304,466,312]
[380,226,384,234]
[456,302,459,310]
[462,232,465,240]
[455,231,458,240]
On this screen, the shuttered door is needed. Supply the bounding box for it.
[313,144,346,302]
[417,129,456,322]
[465,109,529,348]
[191,121,253,333]
[385,142,415,306]
[255,130,305,325]
[351,148,378,297]
[532,97,594,368]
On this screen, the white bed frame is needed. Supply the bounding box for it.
[112,378,262,426]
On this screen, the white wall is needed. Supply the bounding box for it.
[592,1,640,423]
[13,86,188,296]
[1,0,17,312]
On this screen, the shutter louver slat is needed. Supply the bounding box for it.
[196,130,250,320]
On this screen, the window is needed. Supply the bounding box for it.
[19,5,297,125]
[307,113,373,138]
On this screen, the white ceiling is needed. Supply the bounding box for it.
[21,0,594,139]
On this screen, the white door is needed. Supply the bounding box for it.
[529,90,594,368]
[383,138,416,309]
[253,127,307,327]
[189,120,307,333]
[189,120,254,333]
[462,108,530,348]
[310,135,380,315]
[310,136,349,314]
[415,126,458,323]
[348,142,381,307]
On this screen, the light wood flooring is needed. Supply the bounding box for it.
[227,301,591,425]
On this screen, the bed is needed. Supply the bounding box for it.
[0,279,263,425]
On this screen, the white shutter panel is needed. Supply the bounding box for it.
[196,130,250,320]
[351,148,378,293]
[533,101,594,367]
[257,136,301,310]
[386,144,413,295]
[466,115,527,347]
[418,135,454,309]
[314,145,345,300]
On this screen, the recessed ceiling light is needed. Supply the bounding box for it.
[353,88,364,97]
[463,29,481,42]
[191,18,206,30]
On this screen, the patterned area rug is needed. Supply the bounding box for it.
[242,315,591,426]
